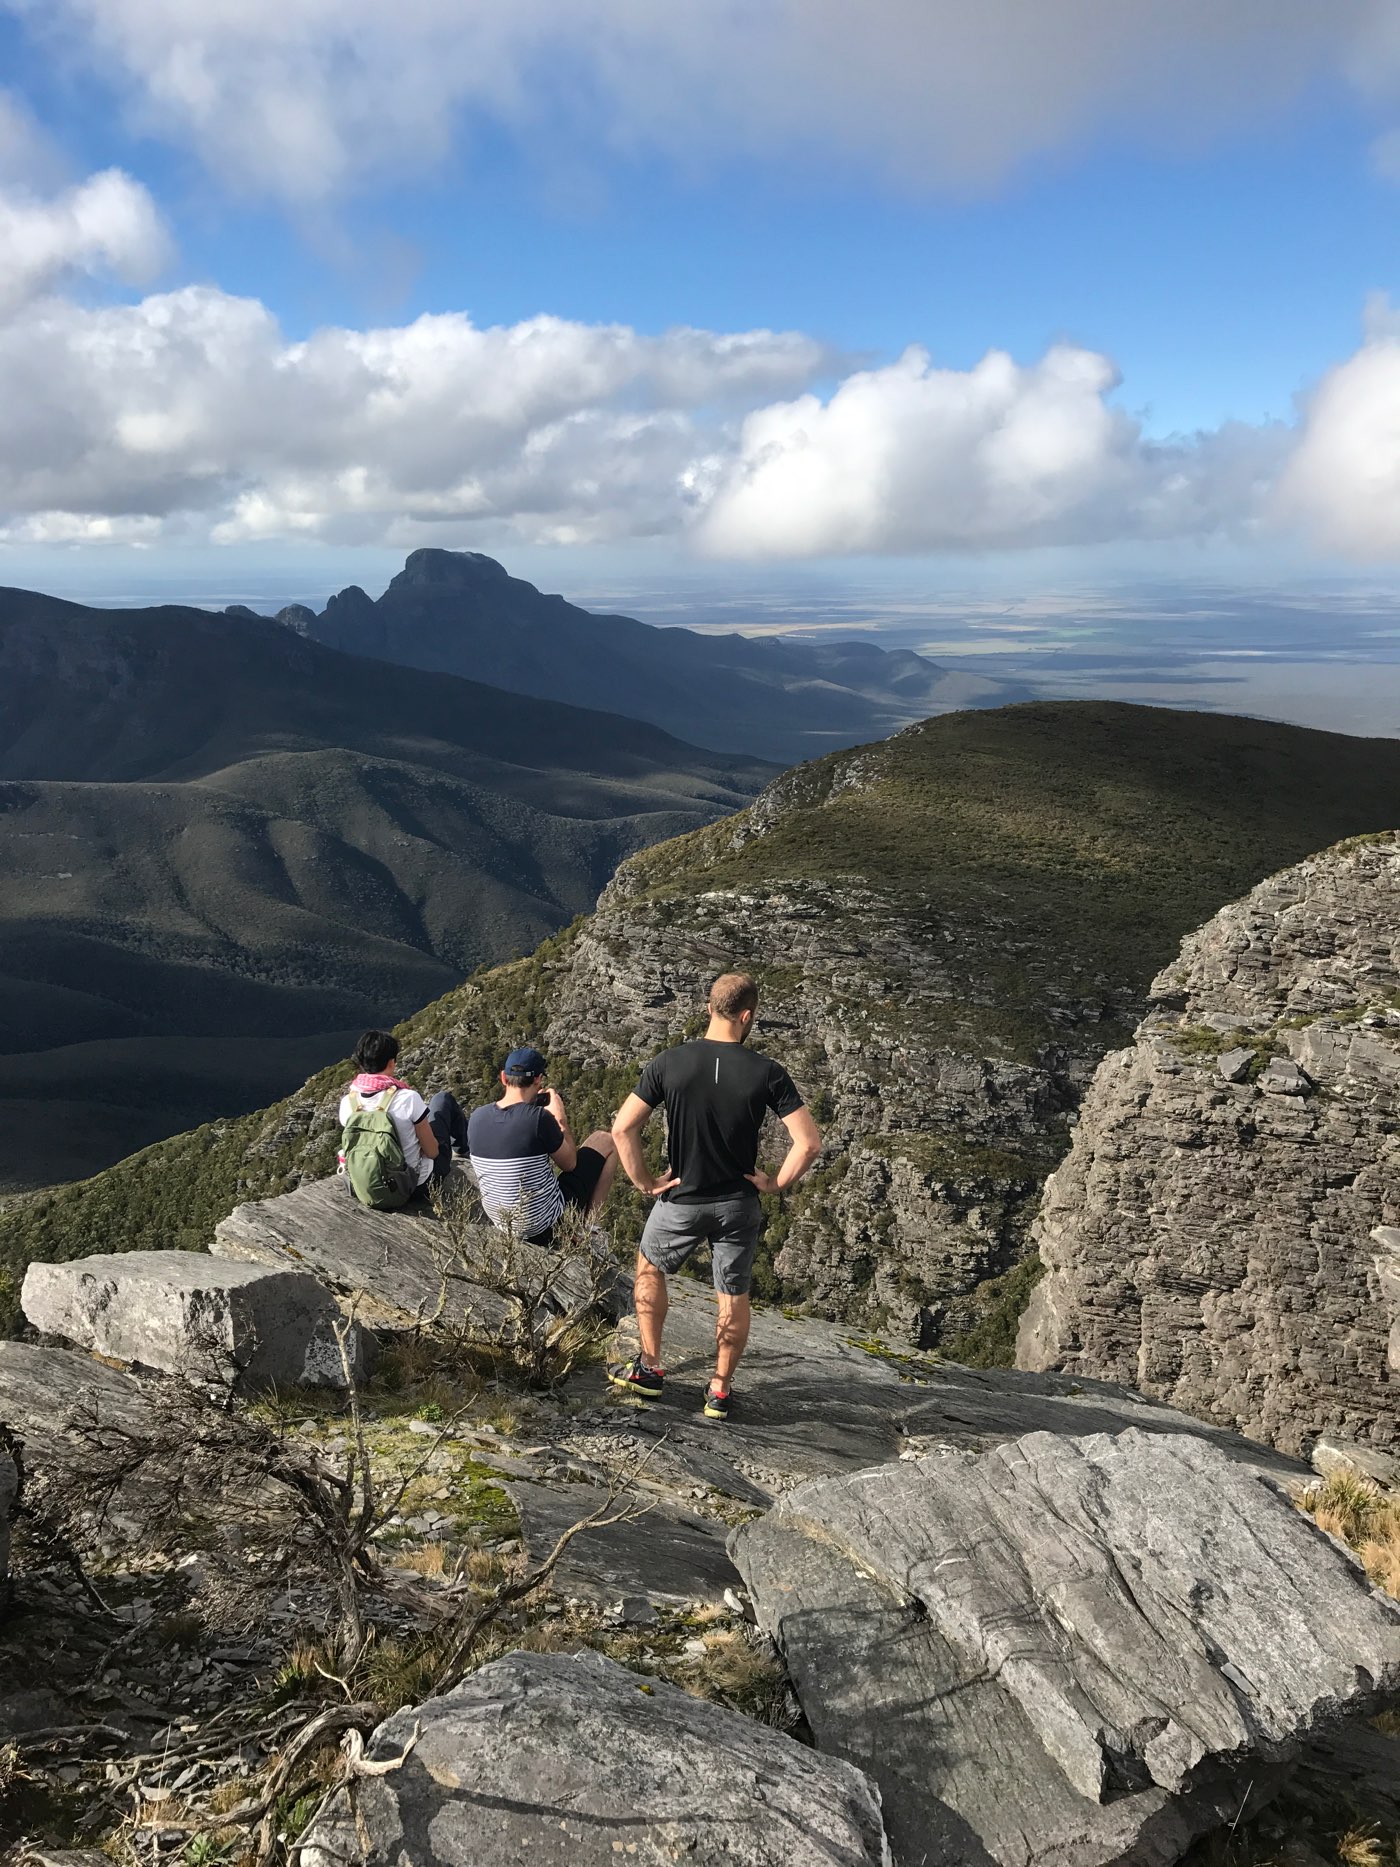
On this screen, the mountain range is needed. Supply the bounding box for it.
[8,698,1399,1339]
[267,549,1015,763]
[0,587,770,1190]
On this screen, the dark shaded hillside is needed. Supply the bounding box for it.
[286,549,1016,762]
[6,700,1398,1337]
[0,587,770,789]
[0,591,771,1189]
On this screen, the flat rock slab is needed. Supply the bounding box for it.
[22,1251,372,1391]
[732,1427,1400,1867]
[297,1650,889,1867]
[586,1282,1302,1517]
[213,1174,628,1335]
[0,1340,158,1472]
[505,1476,735,1608]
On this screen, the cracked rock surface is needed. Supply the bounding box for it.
[296,1650,891,1867]
[1020,835,1400,1454]
[731,1426,1400,1867]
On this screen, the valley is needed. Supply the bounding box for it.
[0,588,770,1189]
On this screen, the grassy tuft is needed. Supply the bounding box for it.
[1300,1472,1400,1599]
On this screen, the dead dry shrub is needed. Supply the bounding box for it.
[32,1314,459,1669]
[421,1181,623,1391]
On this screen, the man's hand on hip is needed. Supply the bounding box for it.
[745,1169,779,1195]
[645,1173,681,1197]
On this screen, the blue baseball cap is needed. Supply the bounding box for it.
[503,1046,547,1078]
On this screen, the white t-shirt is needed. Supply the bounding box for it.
[338,1087,433,1187]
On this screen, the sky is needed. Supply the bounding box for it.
[5,3,1400,615]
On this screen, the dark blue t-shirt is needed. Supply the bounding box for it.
[467,1101,565,1233]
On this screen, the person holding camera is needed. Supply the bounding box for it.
[466,1045,618,1245]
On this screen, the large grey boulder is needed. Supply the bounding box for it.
[731,1427,1400,1867]
[21,1251,373,1390]
[297,1649,890,1867]
[212,1174,628,1335]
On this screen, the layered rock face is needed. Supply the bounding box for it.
[731,1427,1400,1867]
[540,863,1076,1342]
[1019,836,1400,1455]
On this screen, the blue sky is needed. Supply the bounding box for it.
[4,2,1400,603]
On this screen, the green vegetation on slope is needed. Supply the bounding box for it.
[5,702,1400,1339]
[630,701,1400,1059]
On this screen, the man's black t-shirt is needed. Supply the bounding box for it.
[634,1039,803,1203]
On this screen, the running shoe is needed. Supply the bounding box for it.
[703,1384,732,1421]
[607,1354,664,1399]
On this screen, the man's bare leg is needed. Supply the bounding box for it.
[713,1293,751,1391]
[581,1131,618,1212]
[634,1250,668,1369]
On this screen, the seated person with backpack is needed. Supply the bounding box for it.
[467,1046,617,1244]
[338,1029,469,1210]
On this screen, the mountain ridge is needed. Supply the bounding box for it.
[7,698,1399,1339]
[271,548,1017,762]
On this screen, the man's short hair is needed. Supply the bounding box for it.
[353,1029,400,1072]
[708,972,759,1020]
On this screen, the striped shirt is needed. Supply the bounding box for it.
[467,1100,566,1237]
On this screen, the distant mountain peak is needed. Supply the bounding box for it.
[395,548,512,589]
[322,584,376,620]
[273,547,1017,762]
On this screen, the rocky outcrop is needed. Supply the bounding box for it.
[296,1650,891,1867]
[505,1277,1303,1608]
[1019,836,1400,1454]
[21,1251,374,1390]
[731,1426,1400,1867]
[211,1172,630,1332]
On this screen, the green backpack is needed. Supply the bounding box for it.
[342,1090,419,1210]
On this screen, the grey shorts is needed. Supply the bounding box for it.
[639,1194,764,1296]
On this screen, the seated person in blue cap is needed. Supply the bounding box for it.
[466,1046,618,1244]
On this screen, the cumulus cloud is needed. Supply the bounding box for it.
[3,0,1384,203]
[696,345,1286,557]
[0,284,834,548]
[0,141,1385,568]
[1275,296,1400,557]
[0,260,1300,558]
[0,163,170,314]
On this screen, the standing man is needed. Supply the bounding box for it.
[468,1046,618,1245]
[610,973,822,1419]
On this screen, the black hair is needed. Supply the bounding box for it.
[502,1067,541,1087]
[353,1029,400,1073]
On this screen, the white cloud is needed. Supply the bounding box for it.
[0,163,1390,567]
[697,345,1285,557]
[0,165,169,314]
[0,283,834,548]
[1275,297,1400,557]
[4,0,1387,203]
